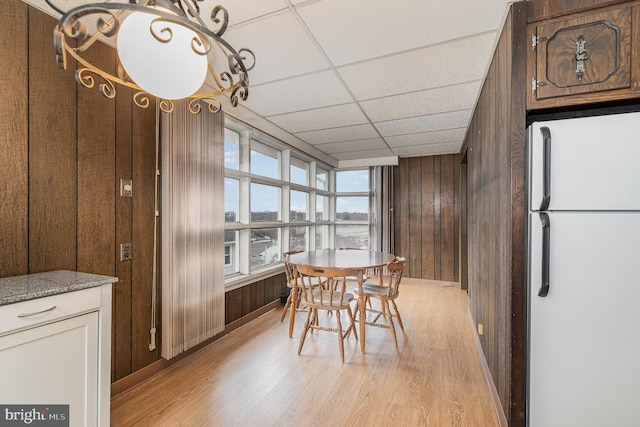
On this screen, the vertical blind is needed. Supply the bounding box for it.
[160,101,225,359]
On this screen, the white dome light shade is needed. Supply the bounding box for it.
[117,11,208,100]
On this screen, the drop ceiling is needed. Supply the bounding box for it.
[26,0,513,167]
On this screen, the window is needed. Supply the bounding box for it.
[290,226,307,252]
[251,183,280,222]
[335,224,369,249]
[224,230,238,275]
[251,142,280,179]
[224,129,239,170]
[335,169,371,249]
[251,229,281,268]
[316,195,328,221]
[223,121,378,284]
[225,178,239,223]
[224,245,231,266]
[335,196,368,221]
[291,158,309,186]
[290,190,308,222]
[315,225,329,250]
[224,129,378,283]
[224,118,337,283]
[336,169,368,192]
[316,168,328,190]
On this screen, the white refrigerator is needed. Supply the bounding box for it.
[527,111,640,427]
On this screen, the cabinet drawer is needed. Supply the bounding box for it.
[0,287,101,336]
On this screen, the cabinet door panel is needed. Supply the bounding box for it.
[533,6,631,100]
[0,312,99,427]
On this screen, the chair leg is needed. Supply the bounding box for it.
[390,300,404,332]
[298,308,314,356]
[384,300,398,346]
[347,305,358,341]
[280,292,293,322]
[336,311,344,363]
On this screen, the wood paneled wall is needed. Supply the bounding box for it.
[392,155,460,282]
[0,0,28,275]
[0,1,159,381]
[226,274,286,324]
[463,3,528,425]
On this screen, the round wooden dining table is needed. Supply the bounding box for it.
[286,249,396,354]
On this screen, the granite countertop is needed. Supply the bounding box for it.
[0,270,118,306]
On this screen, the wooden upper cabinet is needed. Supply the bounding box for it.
[527,3,639,109]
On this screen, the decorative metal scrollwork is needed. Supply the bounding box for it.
[44,0,255,114]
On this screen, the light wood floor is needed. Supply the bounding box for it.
[111,278,499,426]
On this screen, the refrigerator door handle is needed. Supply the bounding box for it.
[539,212,550,297]
[540,126,551,211]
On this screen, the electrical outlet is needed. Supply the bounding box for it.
[120,179,133,197]
[120,243,132,261]
[478,323,484,335]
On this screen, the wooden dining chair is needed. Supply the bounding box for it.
[354,257,406,346]
[280,251,305,323]
[295,264,358,363]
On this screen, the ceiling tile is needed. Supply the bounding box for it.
[219,11,330,85]
[267,103,368,133]
[391,142,463,157]
[211,0,289,25]
[338,33,497,100]
[360,81,481,123]
[316,138,387,154]
[384,128,467,147]
[295,0,509,66]
[243,70,353,116]
[375,110,472,137]
[295,124,380,145]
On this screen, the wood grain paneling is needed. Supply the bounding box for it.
[392,155,460,281]
[0,0,28,277]
[225,273,286,325]
[527,0,629,21]
[464,3,528,425]
[420,156,435,279]
[28,9,77,273]
[510,3,530,425]
[2,3,160,383]
[77,39,117,276]
[460,159,468,290]
[131,99,159,371]
[114,86,134,380]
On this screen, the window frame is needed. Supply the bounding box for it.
[224,120,379,288]
[224,118,339,288]
[334,168,373,250]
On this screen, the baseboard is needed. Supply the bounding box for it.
[467,309,509,427]
[110,300,281,399]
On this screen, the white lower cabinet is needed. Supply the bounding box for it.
[0,284,112,427]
